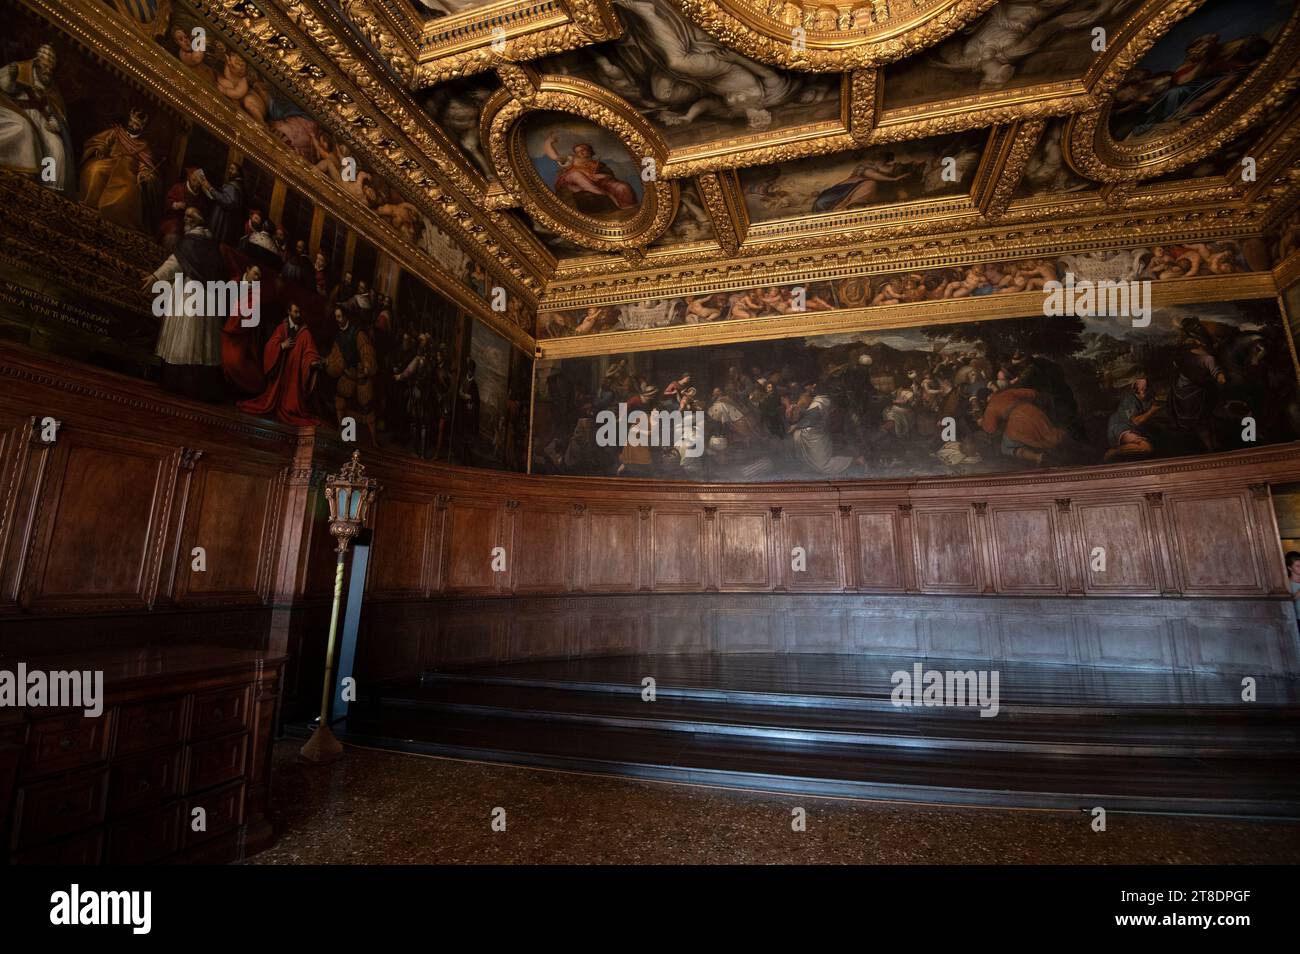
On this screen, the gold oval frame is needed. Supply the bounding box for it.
[670,0,1000,71]
[1065,0,1300,181]
[483,72,679,251]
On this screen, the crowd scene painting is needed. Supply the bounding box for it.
[91,0,486,300]
[0,3,529,472]
[532,299,1298,482]
[1109,0,1292,146]
[537,240,1263,339]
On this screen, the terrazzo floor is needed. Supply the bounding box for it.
[243,740,1300,864]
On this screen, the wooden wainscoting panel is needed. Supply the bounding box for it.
[367,496,432,598]
[511,507,571,593]
[1166,492,1266,594]
[783,510,845,591]
[176,465,277,605]
[718,510,772,590]
[988,503,1064,594]
[1076,501,1159,595]
[21,434,174,611]
[445,501,500,594]
[912,508,980,593]
[854,509,904,592]
[584,510,638,591]
[650,509,705,591]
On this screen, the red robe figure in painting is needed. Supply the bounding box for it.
[543,134,637,214]
[238,303,322,426]
[222,264,265,395]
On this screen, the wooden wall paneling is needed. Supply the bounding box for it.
[717,509,772,591]
[969,502,995,594]
[569,504,587,592]
[649,508,706,591]
[852,507,906,593]
[895,505,919,593]
[636,506,652,592]
[174,459,282,606]
[1141,492,1182,595]
[19,429,176,612]
[583,509,639,592]
[1248,483,1289,594]
[366,494,433,599]
[911,507,980,594]
[783,509,845,591]
[769,508,787,592]
[152,449,201,609]
[1165,490,1267,595]
[1076,499,1160,595]
[0,416,49,609]
[986,502,1065,595]
[703,507,720,591]
[444,499,501,594]
[1053,498,1086,595]
[510,505,571,594]
[430,494,450,594]
[839,506,858,590]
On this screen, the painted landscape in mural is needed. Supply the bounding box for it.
[533,299,1298,482]
[1109,0,1292,145]
[537,240,1266,338]
[0,0,529,472]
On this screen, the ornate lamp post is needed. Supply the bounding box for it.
[300,450,379,763]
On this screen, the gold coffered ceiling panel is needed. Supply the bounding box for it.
[64,0,1300,351]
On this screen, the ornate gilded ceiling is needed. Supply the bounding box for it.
[55,0,1300,348]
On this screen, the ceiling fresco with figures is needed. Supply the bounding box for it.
[17,0,1300,355]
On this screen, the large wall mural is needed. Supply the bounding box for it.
[533,298,1298,482]
[537,240,1266,339]
[0,0,530,472]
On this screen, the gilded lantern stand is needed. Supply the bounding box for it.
[300,450,380,764]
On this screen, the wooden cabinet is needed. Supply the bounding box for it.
[1,648,283,865]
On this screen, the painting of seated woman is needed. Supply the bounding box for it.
[1108,0,1293,145]
[524,113,643,219]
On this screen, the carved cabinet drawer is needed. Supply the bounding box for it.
[187,734,247,791]
[11,768,108,851]
[115,697,187,756]
[22,714,111,779]
[108,802,182,865]
[15,828,105,865]
[109,746,184,814]
[184,782,245,847]
[191,687,249,740]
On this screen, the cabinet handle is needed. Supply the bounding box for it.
[58,735,75,751]
[213,708,224,720]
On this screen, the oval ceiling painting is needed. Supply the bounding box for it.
[1108,0,1294,146]
[521,111,646,223]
